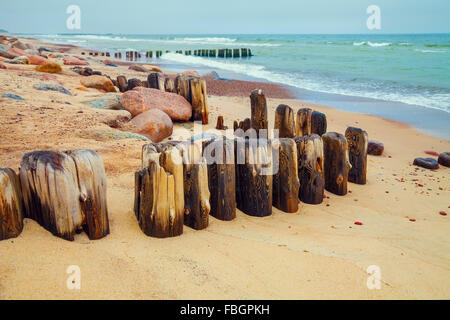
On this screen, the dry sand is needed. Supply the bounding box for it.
[0,37,449,300]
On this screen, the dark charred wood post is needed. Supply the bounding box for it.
[117,75,128,93]
[0,168,24,241]
[272,139,300,213]
[345,127,368,185]
[203,138,236,221]
[233,120,239,132]
[137,143,184,238]
[311,111,327,136]
[294,134,325,204]
[127,78,143,90]
[216,116,228,130]
[19,150,109,241]
[274,104,295,138]
[322,133,351,196]
[178,142,210,230]
[148,72,165,91]
[250,89,268,139]
[235,138,273,217]
[295,108,312,137]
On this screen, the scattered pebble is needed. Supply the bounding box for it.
[354,221,363,226]
[439,211,447,216]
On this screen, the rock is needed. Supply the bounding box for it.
[182,70,200,77]
[34,83,72,95]
[130,109,173,143]
[424,150,439,156]
[0,50,18,59]
[127,78,143,90]
[438,152,450,167]
[64,57,89,66]
[82,93,122,110]
[35,61,62,73]
[2,93,24,100]
[129,64,149,72]
[6,56,29,64]
[38,46,54,52]
[0,62,6,69]
[80,75,116,93]
[143,64,163,73]
[413,158,439,170]
[72,66,93,76]
[120,87,192,121]
[28,55,48,65]
[106,63,118,67]
[368,140,384,156]
[11,40,27,50]
[9,47,30,57]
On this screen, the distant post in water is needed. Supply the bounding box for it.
[272,138,300,213]
[0,168,24,241]
[294,134,325,204]
[345,127,368,185]
[274,104,295,138]
[250,89,268,138]
[311,111,327,136]
[322,133,351,196]
[295,108,312,137]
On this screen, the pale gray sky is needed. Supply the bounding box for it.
[1,0,449,34]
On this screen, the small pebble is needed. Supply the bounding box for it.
[354,221,363,226]
[439,211,447,216]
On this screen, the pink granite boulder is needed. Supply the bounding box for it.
[64,57,89,66]
[120,87,192,121]
[131,109,173,143]
[81,75,117,93]
[28,55,49,65]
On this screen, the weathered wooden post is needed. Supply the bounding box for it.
[274,104,295,138]
[345,127,368,185]
[137,143,184,237]
[19,150,109,241]
[164,77,176,93]
[175,74,192,102]
[0,168,24,241]
[148,72,165,91]
[322,133,351,196]
[127,78,143,90]
[203,138,236,221]
[235,138,273,217]
[178,142,210,230]
[272,139,300,213]
[216,116,228,130]
[117,75,128,92]
[295,108,312,137]
[294,134,325,204]
[233,48,240,58]
[311,111,327,136]
[250,89,268,138]
[190,77,209,124]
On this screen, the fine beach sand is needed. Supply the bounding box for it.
[0,38,449,300]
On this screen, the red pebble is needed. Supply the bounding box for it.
[409,219,416,222]
[424,151,439,156]
[354,222,363,226]
[439,211,447,216]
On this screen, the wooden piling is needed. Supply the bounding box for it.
[322,133,351,196]
[311,111,327,136]
[0,168,24,241]
[295,108,312,137]
[250,89,268,138]
[274,104,295,138]
[345,127,368,185]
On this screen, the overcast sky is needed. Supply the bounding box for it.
[1,0,449,34]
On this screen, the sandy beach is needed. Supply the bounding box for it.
[0,37,449,300]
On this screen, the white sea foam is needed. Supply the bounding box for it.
[353,41,391,47]
[162,53,450,113]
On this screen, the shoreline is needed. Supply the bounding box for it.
[0,36,449,299]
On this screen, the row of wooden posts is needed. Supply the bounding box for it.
[115,73,209,125]
[0,89,368,241]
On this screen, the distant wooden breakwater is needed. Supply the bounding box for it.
[0,89,375,242]
[81,48,253,60]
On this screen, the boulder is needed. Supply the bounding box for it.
[413,158,439,170]
[0,62,6,69]
[11,40,27,50]
[72,66,93,76]
[182,70,200,77]
[143,64,163,73]
[81,75,116,93]
[64,56,89,66]
[0,50,18,59]
[35,62,62,73]
[438,152,450,167]
[28,55,49,65]
[130,109,173,143]
[34,83,72,95]
[120,87,192,121]
[2,93,24,100]
[6,56,29,64]
[9,47,30,57]
[129,64,149,72]
[368,140,384,156]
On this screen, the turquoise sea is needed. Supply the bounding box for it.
[22,33,450,138]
